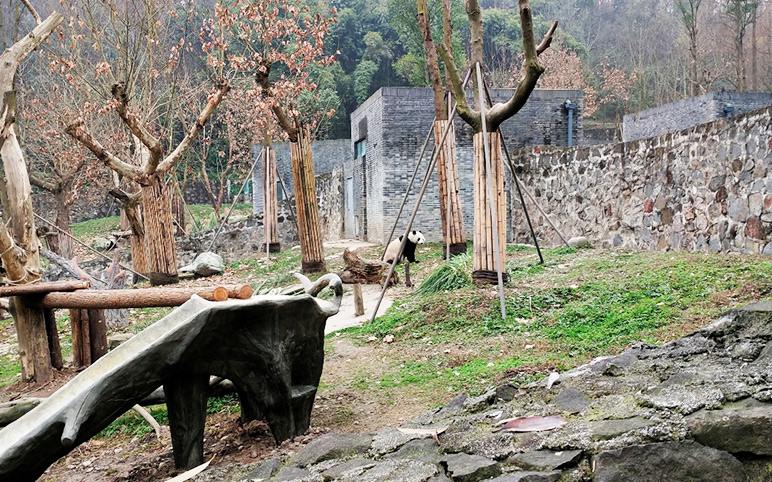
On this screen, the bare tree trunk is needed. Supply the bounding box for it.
[471,132,507,284]
[263,146,280,252]
[0,89,52,384]
[109,188,148,279]
[434,121,467,256]
[417,0,466,258]
[140,175,178,284]
[49,193,74,259]
[290,125,325,273]
[8,298,52,383]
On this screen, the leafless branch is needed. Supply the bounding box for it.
[20,0,41,25]
[65,119,142,180]
[111,82,163,173]
[157,80,231,174]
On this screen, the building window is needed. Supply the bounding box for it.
[355,139,367,158]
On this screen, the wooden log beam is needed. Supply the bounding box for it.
[32,285,254,309]
[227,284,254,299]
[0,280,90,297]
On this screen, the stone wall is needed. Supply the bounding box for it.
[178,165,343,265]
[33,179,251,226]
[510,105,772,254]
[180,180,252,206]
[350,87,585,244]
[623,91,772,142]
[252,139,351,213]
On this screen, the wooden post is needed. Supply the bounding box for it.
[35,285,245,309]
[263,146,281,252]
[290,125,326,273]
[71,309,91,368]
[88,309,107,362]
[353,284,364,316]
[140,175,179,285]
[43,309,63,370]
[472,131,507,284]
[434,120,466,257]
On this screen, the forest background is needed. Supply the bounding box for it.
[1,0,769,205]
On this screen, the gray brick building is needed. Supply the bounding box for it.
[347,87,584,243]
[254,87,583,243]
[622,91,772,142]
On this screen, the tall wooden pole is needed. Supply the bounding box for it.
[263,145,280,253]
[290,125,326,273]
[434,118,467,257]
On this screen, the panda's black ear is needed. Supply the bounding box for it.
[411,230,416,235]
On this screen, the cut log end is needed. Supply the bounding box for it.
[212,287,229,302]
[229,284,254,299]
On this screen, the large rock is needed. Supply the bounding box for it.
[593,441,745,482]
[567,236,593,248]
[508,449,582,471]
[179,251,225,277]
[687,398,772,455]
[290,433,373,467]
[444,453,501,482]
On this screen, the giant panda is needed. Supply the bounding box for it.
[384,230,426,265]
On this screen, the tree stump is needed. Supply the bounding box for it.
[340,248,398,286]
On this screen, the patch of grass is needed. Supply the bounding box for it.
[0,352,21,389]
[360,355,534,396]
[71,216,121,239]
[99,405,169,439]
[186,203,253,231]
[207,394,240,414]
[130,307,175,333]
[416,253,472,294]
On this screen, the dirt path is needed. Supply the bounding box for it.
[323,239,394,334]
[325,283,393,334]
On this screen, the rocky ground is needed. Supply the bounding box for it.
[191,302,772,482]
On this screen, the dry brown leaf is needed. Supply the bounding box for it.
[397,424,450,442]
[496,415,567,433]
[164,456,214,482]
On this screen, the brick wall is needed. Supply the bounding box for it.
[622,91,772,142]
[349,87,584,243]
[511,105,772,254]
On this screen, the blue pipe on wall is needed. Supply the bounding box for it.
[564,99,576,147]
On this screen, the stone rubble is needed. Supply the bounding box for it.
[217,302,772,481]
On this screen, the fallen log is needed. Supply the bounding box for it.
[31,285,253,309]
[340,248,398,285]
[0,280,90,297]
[227,284,254,299]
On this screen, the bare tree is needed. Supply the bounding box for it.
[0,6,64,383]
[676,0,703,96]
[725,0,758,91]
[62,0,230,284]
[438,0,555,283]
